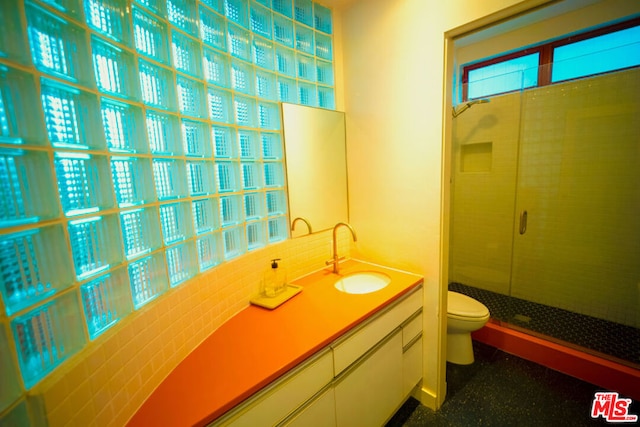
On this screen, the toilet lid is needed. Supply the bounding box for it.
[448,291,490,318]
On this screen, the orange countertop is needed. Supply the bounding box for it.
[127,260,423,427]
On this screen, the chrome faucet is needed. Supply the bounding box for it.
[326,222,357,274]
[291,217,313,234]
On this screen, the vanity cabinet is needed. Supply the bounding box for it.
[210,285,423,427]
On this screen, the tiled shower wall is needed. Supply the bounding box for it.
[3,230,350,426]
[451,67,640,329]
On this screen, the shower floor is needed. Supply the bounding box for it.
[449,283,640,369]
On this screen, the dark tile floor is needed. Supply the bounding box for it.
[449,283,640,368]
[386,342,640,427]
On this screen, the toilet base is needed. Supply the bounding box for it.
[447,332,475,365]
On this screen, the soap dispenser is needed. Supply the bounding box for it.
[264,258,287,297]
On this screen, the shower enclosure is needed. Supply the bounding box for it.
[449,67,640,368]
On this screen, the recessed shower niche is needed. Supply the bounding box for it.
[460,142,492,173]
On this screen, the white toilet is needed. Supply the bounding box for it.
[446,291,490,364]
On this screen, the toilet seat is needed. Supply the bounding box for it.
[447,291,489,319]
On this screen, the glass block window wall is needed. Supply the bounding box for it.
[0,0,334,400]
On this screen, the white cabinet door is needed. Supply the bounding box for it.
[281,387,336,427]
[402,336,422,396]
[334,330,403,427]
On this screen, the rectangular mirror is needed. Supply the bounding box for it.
[282,103,348,235]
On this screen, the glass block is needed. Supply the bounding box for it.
[0,225,73,317]
[231,59,255,95]
[225,0,249,28]
[266,189,286,214]
[41,79,104,150]
[182,119,212,157]
[277,76,297,103]
[250,2,272,39]
[313,3,332,34]
[166,241,197,287]
[101,98,148,153]
[152,159,188,200]
[234,95,257,127]
[264,161,284,187]
[200,7,227,51]
[85,0,131,46]
[294,0,312,26]
[246,220,266,250]
[315,32,332,60]
[212,125,238,158]
[177,75,206,118]
[244,191,265,219]
[159,201,194,244]
[295,23,314,54]
[92,36,139,100]
[38,0,83,19]
[273,15,294,47]
[317,86,335,110]
[255,0,270,6]
[203,47,230,88]
[128,252,167,309]
[297,53,316,81]
[0,2,29,64]
[201,0,224,13]
[146,110,181,155]
[0,66,46,145]
[197,232,222,271]
[111,156,155,207]
[261,132,282,159]
[228,22,251,61]
[316,59,334,85]
[216,162,240,193]
[272,0,292,18]
[139,60,176,111]
[80,266,132,340]
[120,206,161,259]
[255,70,277,100]
[208,87,234,124]
[241,163,263,189]
[133,6,170,64]
[268,215,287,242]
[298,81,317,106]
[238,129,259,158]
[258,101,280,130]
[275,46,296,77]
[0,149,58,228]
[252,36,275,70]
[54,152,115,216]
[172,32,202,78]
[11,291,85,388]
[68,214,124,280]
[187,161,216,195]
[26,3,91,85]
[0,325,22,412]
[222,225,245,259]
[192,197,218,234]
[167,0,198,36]
[133,0,166,16]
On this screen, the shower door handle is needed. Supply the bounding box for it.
[519,210,528,235]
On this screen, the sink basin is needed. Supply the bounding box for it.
[334,272,391,294]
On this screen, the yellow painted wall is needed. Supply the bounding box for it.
[335,0,532,409]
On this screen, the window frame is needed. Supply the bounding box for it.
[461,16,640,101]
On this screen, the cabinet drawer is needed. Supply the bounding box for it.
[402,310,422,347]
[332,286,422,376]
[213,349,333,427]
[402,335,422,396]
[280,386,336,427]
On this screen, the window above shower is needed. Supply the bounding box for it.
[460,17,640,101]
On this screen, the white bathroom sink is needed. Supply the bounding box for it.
[334,272,391,294]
